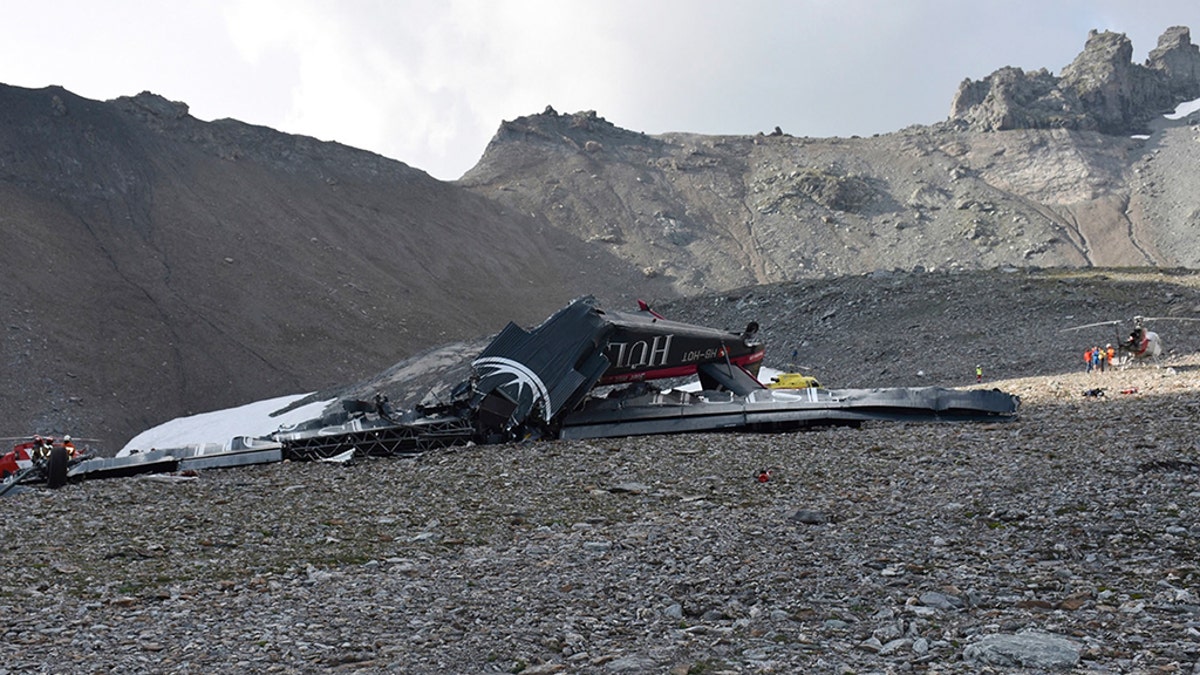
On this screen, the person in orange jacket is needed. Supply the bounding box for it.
[1084,347,1094,373]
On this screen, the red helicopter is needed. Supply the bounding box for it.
[1062,315,1200,365]
[0,435,92,495]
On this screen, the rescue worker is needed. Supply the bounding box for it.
[975,365,982,383]
[1084,347,1093,373]
[62,435,76,458]
[1106,344,1116,369]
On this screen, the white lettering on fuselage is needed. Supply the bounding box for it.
[608,335,673,369]
[682,347,723,363]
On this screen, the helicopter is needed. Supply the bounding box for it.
[1061,315,1200,364]
[0,435,95,495]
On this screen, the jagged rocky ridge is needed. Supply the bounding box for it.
[951,26,1200,134]
[460,27,1200,295]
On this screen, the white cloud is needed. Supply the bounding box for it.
[2,1,1198,179]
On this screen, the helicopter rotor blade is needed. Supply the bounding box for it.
[0,435,104,443]
[1059,320,1123,332]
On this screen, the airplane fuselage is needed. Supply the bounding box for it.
[597,312,763,384]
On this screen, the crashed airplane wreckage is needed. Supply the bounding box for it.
[65,296,1018,483]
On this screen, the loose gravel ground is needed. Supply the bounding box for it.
[4,357,1200,674]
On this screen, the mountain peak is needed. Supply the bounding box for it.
[951,25,1200,134]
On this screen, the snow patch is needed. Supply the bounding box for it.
[1165,98,1200,120]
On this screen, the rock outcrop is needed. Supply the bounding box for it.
[1148,25,1200,100]
[951,26,1200,133]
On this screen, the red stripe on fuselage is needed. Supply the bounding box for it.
[598,350,763,385]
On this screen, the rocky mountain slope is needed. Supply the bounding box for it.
[459,27,1200,295]
[8,25,1200,672]
[0,86,672,448]
[4,25,1200,450]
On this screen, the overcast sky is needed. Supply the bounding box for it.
[4,1,1197,180]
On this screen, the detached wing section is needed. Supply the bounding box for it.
[559,386,1020,440]
[471,297,614,436]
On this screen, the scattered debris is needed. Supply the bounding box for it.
[16,297,1018,492]
[317,449,355,464]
